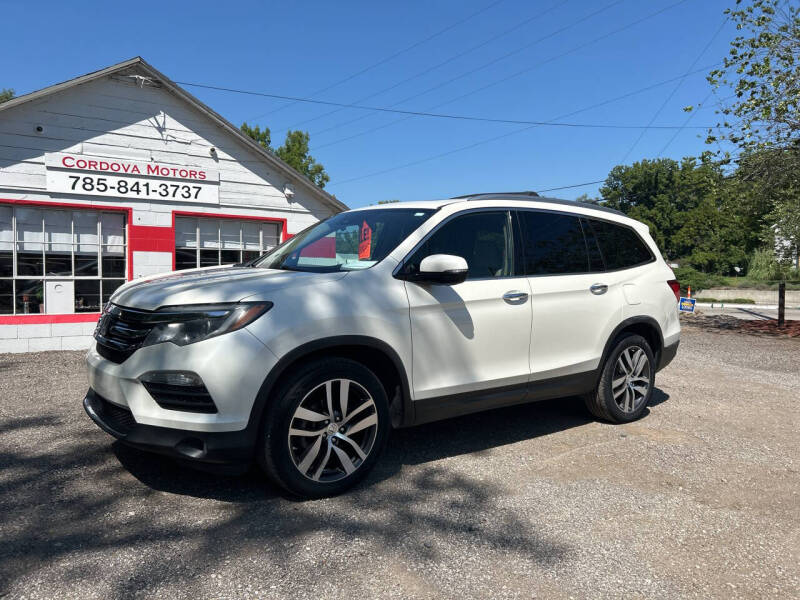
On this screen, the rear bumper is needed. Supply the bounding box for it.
[657,340,679,371]
[83,388,256,467]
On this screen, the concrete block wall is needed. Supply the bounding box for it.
[0,322,96,353]
[695,288,800,305]
[133,250,174,278]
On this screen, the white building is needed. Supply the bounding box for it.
[0,57,346,352]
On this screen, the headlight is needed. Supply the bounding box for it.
[141,302,272,348]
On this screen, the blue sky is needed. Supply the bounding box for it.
[2,0,737,208]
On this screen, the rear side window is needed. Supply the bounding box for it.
[516,211,589,275]
[586,218,654,270]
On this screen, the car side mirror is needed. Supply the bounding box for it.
[417,254,469,285]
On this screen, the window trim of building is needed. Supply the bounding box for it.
[171,210,287,270]
[0,198,132,325]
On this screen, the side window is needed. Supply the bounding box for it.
[516,211,589,275]
[587,219,654,270]
[403,211,512,279]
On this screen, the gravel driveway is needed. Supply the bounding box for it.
[1,327,798,599]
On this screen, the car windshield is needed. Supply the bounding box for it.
[253,208,436,272]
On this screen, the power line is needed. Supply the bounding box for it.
[657,89,714,156]
[313,0,691,151]
[619,16,729,163]
[307,0,627,139]
[536,179,606,193]
[175,80,711,129]
[247,0,508,121]
[278,0,570,132]
[657,89,738,157]
[534,150,745,199]
[315,61,719,152]
[327,61,720,188]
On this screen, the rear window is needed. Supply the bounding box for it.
[586,218,654,270]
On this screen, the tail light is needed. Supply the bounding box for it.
[667,280,680,302]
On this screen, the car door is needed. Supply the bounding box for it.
[400,209,533,402]
[514,209,623,384]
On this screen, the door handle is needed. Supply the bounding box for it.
[589,283,608,295]
[503,290,529,303]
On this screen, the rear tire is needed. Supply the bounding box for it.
[584,333,655,424]
[258,357,390,498]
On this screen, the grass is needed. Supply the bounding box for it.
[693,297,756,304]
[716,277,800,291]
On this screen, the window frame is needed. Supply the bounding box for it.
[174,215,282,270]
[395,208,520,281]
[583,215,656,273]
[512,207,656,277]
[0,203,128,316]
[513,208,595,277]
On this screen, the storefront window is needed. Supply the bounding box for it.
[0,205,127,315]
[174,216,280,270]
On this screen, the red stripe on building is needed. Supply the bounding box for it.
[0,313,100,325]
[129,224,175,253]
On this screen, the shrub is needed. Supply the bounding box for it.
[746,249,787,281]
[672,266,726,293]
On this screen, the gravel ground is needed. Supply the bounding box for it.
[0,327,798,599]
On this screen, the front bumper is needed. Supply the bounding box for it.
[84,388,255,467]
[85,326,277,433]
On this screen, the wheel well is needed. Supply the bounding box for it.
[269,344,407,428]
[614,321,662,363]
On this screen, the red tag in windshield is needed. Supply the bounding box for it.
[358,220,372,260]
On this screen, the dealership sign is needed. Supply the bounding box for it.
[44,153,220,204]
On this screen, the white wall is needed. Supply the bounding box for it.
[0,72,338,232]
[0,69,341,352]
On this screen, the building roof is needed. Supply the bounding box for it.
[0,57,348,213]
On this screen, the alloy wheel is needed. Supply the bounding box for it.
[287,379,379,482]
[612,346,651,414]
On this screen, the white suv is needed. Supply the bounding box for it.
[85,192,680,497]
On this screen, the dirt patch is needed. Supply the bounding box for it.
[681,312,800,337]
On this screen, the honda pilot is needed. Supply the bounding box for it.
[84,192,680,497]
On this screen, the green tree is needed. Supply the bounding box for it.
[0,88,14,104]
[695,0,800,269]
[600,158,686,256]
[574,193,600,204]
[703,0,800,155]
[599,155,753,273]
[734,148,800,266]
[275,130,329,189]
[240,122,271,150]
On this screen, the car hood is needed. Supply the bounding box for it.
[111,266,349,311]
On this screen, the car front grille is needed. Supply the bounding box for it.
[94,304,155,364]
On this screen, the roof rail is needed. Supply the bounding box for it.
[452,190,540,199]
[449,192,626,217]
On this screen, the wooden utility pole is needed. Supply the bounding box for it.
[778,282,786,327]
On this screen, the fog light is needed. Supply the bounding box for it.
[139,371,217,414]
[140,371,203,386]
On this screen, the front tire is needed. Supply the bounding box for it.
[259,357,390,498]
[584,333,655,423]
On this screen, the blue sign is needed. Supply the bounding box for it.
[679,297,696,312]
